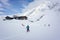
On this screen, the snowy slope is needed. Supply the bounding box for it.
[0,1,60,40]
[22,1,59,22]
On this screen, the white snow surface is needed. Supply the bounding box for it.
[0,1,60,40]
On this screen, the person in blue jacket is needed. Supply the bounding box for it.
[26,25,30,32]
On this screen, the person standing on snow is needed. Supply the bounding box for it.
[26,25,30,32]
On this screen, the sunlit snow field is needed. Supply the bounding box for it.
[0,0,60,40]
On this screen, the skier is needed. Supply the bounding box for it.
[26,25,30,32]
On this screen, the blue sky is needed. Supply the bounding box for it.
[0,0,60,15]
[0,0,34,15]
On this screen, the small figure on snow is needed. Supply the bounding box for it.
[48,24,50,27]
[22,24,25,26]
[26,25,30,32]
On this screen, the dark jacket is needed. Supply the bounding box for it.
[26,25,29,30]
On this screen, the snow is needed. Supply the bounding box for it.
[0,1,60,40]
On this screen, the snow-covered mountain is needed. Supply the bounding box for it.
[22,1,60,22]
[0,1,60,40]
